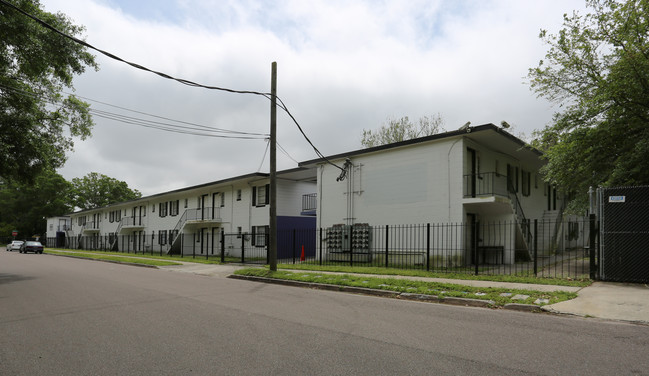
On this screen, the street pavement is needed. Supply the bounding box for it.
[5,250,649,375]
[41,249,649,325]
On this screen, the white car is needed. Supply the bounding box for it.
[7,241,24,251]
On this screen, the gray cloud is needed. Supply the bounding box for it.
[41,0,587,196]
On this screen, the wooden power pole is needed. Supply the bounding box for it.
[269,62,277,271]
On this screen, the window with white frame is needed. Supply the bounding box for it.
[159,202,168,217]
[170,200,179,216]
[236,189,242,201]
[220,193,225,207]
[252,184,269,207]
[158,230,167,245]
[251,225,269,247]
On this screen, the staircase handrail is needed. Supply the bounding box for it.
[507,180,533,246]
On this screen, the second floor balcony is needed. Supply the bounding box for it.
[81,221,100,233]
[122,216,146,229]
[463,172,509,199]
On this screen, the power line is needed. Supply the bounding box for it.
[0,0,346,173]
[0,82,267,139]
[276,141,299,164]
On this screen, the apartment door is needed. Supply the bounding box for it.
[467,148,477,197]
[201,194,208,220]
[466,213,478,265]
[212,192,219,220]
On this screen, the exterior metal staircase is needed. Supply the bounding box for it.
[507,182,533,261]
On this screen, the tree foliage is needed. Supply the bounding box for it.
[0,170,72,238]
[528,0,649,210]
[71,172,141,210]
[361,114,445,148]
[0,0,97,183]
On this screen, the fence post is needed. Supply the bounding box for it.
[180,233,184,258]
[241,232,245,263]
[292,229,296,264]
[349,226,354,268]
[266,233,270,265]
[533,219,538,276]
[318,228,323,266]
[474,222,479,276]
[426,223,430,272]
[589,214,597,280]
[221,231,225,263]
[385,225,389,268]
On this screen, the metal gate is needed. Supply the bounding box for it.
[598,186,649,283]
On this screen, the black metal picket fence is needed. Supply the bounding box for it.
[43,218,596,279]
[277,219,594,279]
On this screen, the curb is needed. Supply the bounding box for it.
[228,274,496,308]
[503,303,542,312]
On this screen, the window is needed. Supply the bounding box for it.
[152,204,155,213]
[252,184,270,207]
[251,225,269,247]
[237,226,242,238]
[159,202,168,217]
[236,189,242,201]
[158,230,168,245]
[170,200,179,216]
[184,198,188,208]
[495,160,500,176]
[220,193,225,207]
[49,224,53,231]
[197,197,201,209]
[534,173,538,189]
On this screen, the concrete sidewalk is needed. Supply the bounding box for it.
[543,282,649,324]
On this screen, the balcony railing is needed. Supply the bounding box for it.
[302,193,317,211]
[463,172,509,198]
[185,207,222,221]
[122,217,145,227]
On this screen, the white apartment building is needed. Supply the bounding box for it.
[299,124,564,265]
[65,168,316,256]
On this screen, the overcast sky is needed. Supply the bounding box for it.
[39,0,588,196]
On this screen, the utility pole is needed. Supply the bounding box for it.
[269,62,278,271]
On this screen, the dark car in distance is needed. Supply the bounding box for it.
[20,241,44,254]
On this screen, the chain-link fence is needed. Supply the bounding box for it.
[598,185,649,283]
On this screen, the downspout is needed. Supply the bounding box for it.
[318,165,324,230]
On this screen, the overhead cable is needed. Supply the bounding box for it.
[0,0,345,173]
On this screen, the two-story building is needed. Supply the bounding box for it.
[299,123,564,266]
[64,168,316,257]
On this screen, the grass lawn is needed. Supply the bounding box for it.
[276,263,592,287]
[235,268,579,307]
[44,249,224,265]
[45,250,183,266]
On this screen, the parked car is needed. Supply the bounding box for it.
[7,240,24,252]
[20,241,43,254]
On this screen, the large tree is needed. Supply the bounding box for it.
[0,0,97,183]
[71,172,141,210]
[528,0,649,210]
[0,170,72,238]
[361,114,445,148]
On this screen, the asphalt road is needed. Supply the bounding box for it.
[1,250,648,376]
